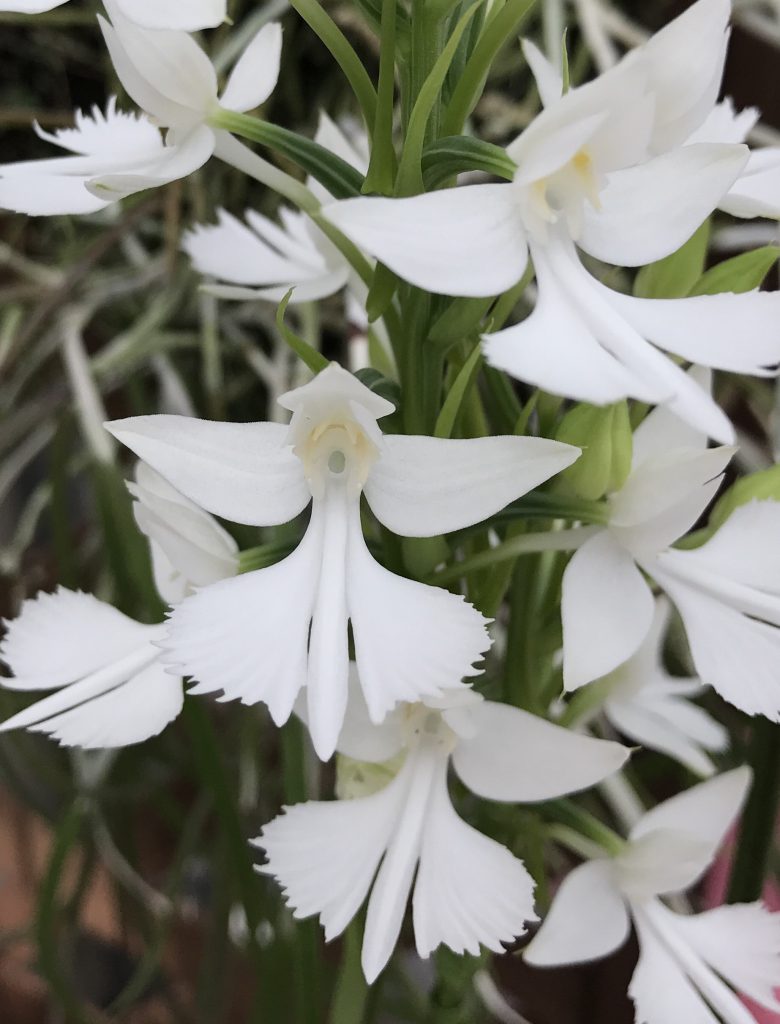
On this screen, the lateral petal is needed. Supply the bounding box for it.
[721,148,780,219]
[413,761,536,960]
[579,144,747,267]
[364,434,579,538]
[524,860,630,967]
[106,414,309,527]
[324,185,528,298]
[451,700,629,803]
[162,521,320,726]
[0,588,155,690]
[346,506,491,722]
[220,23,282,112]
[561,531,655,690]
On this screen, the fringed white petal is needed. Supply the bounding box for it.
[413,759,536,960]
[220,23,282,113]
[524,860,630,967]
[256,759,409,943]
[630,906,721,1024]
[652,551,780,721]
[364,434,579,538]
[26,660,183,749]
[672,902,780,1013]
[106,414,309,527]
[162,520,320,726]
[346,504,491,722]
[561,531,655,690]
[451,700,629,803]
[0,588,155,690]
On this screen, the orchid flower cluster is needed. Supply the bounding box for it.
[1,0,779,1018]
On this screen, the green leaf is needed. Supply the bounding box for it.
[560,28,570,93]
[211,110,365,199]
[362,0,398,194]
[555,401,632,501]
[690,245,780,296]
[429,294,494,348]
[422,135,516,188]
[366,262,400,322]
[435,342,483,437]
[633,220,710,298]
[395,2,484,196]
[354,366,403,408]
[286,0,377,133]
[442,0,537,135]
[276,291,329,373]
[708,465,780,532]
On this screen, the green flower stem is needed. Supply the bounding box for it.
[547,824,608,863]
[728,718,780,903]
[433,525,598,585]
[213,130,320,212]
[442,0,538,135]
[285,0,378,133]
[329,921,369,1024]
[544,799,626,856]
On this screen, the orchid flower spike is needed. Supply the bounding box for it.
[326,0,780,444]
[0,0,227,30]
[258,676,630,983]
[0,463,237,747]
[106,362,579,759]
[561,370,780,723]
[0,7,282,214]
[183,115,368,306]
[580,597,729,777]
[525,768,780,1024]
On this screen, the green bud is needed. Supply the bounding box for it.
[555,401,632,501]
[709,465,780,532]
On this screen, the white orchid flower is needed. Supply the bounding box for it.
[561,373,780,722]
[183,115,369,306]
[587,597,729,777]
[688,98,780,220]
[525,768,780,1024]
[325,0,780,444]
[0,7,282,214]
[0,0,226,30]
[106,363,579,759]
[0,463,237,747]
[258,680,630,982]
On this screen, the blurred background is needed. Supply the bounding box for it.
[0,1,778,1020]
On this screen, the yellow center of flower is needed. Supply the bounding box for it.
[295,417,379,499]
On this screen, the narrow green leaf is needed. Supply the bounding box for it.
[286,0,377,133]
[276,291,330,373]
[211,110,365,199]
[728,718,780,903]
[429,294,494,347]
[560,28,570,93]
[435,343,483,437]
[395,2,484,196]
[422,135,516,188]
[633,220,711,299]
[690,245,780,296]
[363,0,398,194]
[366,262,400,322]
[442,0,537,135]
